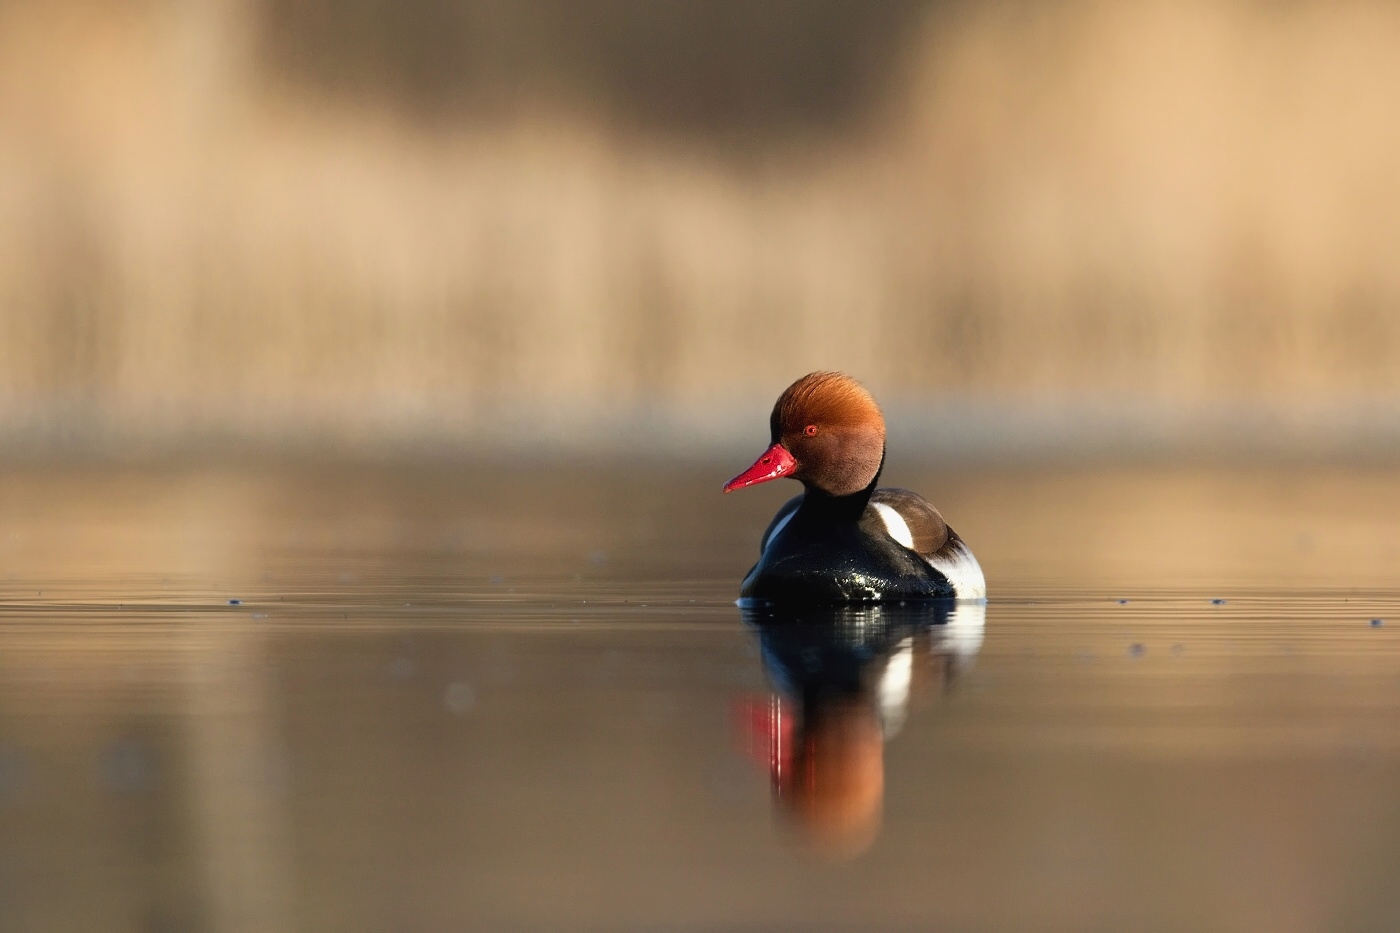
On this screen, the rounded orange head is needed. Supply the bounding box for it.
[724,372,886,497]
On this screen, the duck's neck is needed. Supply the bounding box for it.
[797,451,884,522]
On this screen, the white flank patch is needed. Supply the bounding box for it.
[871,503,915,549]
[929,540,987,601]
[876,637,913,737]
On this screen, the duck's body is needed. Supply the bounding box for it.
[726,373,986,605]
[744,487,984,603]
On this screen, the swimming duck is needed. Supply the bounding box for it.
[724,372,985,604]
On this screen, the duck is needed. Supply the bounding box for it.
[723,372,985,604]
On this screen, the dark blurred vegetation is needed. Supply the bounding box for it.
[260,0,936,138]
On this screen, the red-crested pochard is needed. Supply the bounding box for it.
[724,372,985,604]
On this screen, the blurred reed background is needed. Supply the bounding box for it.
[3,0,1400,457]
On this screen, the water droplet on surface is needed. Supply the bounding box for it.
[444,682,476,714]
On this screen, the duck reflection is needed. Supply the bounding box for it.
[736,602,985,857]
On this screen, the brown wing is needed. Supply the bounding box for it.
[867,488,986,599]
[868,487,946,551]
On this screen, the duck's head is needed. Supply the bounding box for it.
[724,372,885,498]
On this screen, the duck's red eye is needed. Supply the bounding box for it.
[804,425,818,436]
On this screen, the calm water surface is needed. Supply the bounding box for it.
[3,460,1400,932]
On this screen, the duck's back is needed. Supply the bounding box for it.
[864,488,986,601]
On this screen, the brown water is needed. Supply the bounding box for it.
[3,460,1400,932]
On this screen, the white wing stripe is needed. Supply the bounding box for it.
[871,503,915,549]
